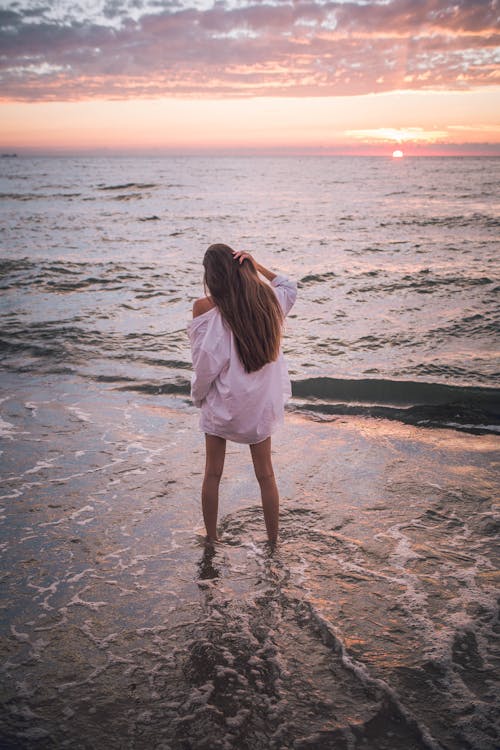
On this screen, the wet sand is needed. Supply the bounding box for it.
[1,378,499,749]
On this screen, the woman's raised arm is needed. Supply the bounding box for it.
[232,249,297,315]
[232,250,276,281]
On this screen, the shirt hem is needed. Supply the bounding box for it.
[199,413,284,445]
[203,430,273,445]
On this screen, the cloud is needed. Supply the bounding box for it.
[344,127,452,143]
[0,0,499,100]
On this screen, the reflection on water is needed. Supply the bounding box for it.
[0,375,497,748]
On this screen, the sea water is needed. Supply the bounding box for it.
[0,156,499,749]
[0,155,499,409]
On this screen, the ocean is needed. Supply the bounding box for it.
[0,155,499,749]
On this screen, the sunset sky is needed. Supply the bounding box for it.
[1,0,499,155]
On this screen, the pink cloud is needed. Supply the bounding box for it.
[0,1,498,100]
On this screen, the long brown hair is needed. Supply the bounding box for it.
[203,243,283,373]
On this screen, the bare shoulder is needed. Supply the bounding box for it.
[192,296,216,318]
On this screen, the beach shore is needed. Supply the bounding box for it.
[1,378,498,749]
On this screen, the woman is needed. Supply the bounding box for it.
[188,243,297,546]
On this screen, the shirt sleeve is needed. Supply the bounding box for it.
[188,319,228,408]
[271,274,297,317]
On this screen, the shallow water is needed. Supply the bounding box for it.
[1,374,498,749]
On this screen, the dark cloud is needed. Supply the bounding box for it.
[0,0,498,100]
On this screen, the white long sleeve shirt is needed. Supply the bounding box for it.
[187,274,297,444]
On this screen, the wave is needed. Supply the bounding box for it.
[299,271,337,286]
[425,314,499,339]
[292,375,498,406]
[0,258,163,292]
[350,272,494,296]
[97,182,157,191]
[0,192,47,201]
[109,375,499,434]
[297,268,495,297]
[381,212,500,229]
[112,193,146,201]
[114,380,191,396]
[398,363,499,384]
[291,377,500,434]
[0,192,82,201]
[294,401,499,435]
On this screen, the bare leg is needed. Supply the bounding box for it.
[250,437,279,545]
[202,434,226,541]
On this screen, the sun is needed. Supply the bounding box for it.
[392,149,404,158]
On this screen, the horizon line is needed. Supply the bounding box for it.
[3,150,500,158]
[3,140,500,158]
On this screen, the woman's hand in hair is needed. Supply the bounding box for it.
[233,250,276,281]
[232,250,277,283]
[232,250,257,268]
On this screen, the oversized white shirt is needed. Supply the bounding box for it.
[187,275,297,444]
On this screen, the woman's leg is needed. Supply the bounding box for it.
[250,437,279,545]
[202,434,226,541]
